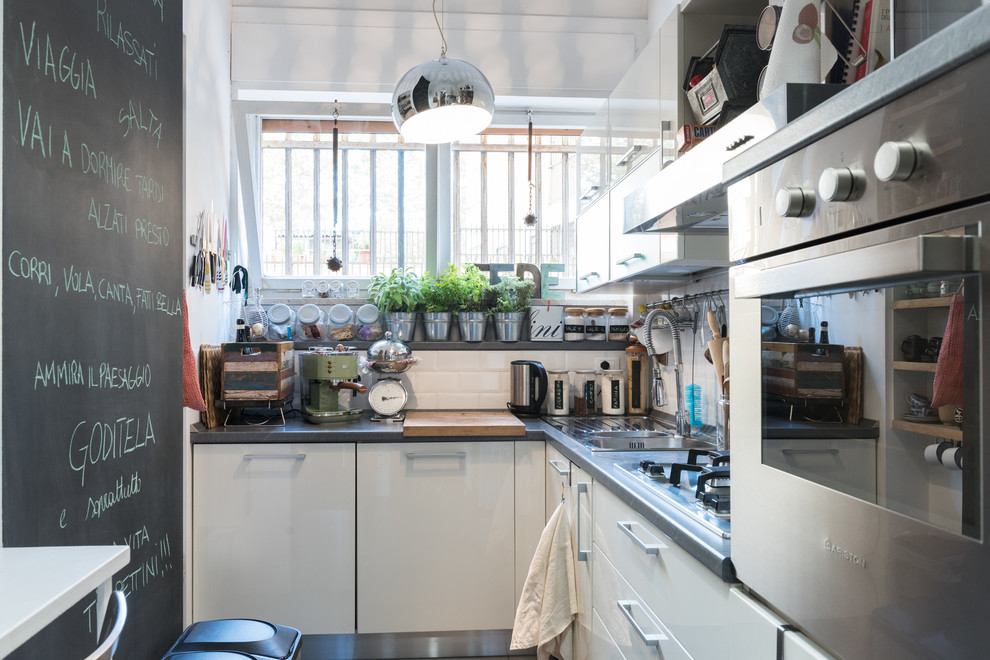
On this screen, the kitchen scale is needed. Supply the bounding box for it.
[368,377,408,422]
[364,331,418,423]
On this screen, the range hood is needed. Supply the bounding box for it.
[624,84,844,235]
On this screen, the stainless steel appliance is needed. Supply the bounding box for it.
[508,360,547,416]
[727,43,989,660]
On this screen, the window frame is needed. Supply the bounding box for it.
[236,107,581,295]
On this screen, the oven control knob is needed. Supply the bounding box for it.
[775,186,816,217]
[819,167,866,202]
[874,141,923,181]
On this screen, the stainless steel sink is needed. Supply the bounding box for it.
[584,432,715,452]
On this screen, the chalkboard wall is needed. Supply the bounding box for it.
[2,0,183,657]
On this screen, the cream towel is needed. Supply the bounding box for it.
[510,500,578,660]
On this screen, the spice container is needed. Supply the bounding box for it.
[585,308,607,341]
[571,369,599,415]
[327,304,356,340]
[267,303,296,340]
[607,307,629,341]
[356,304,383,340]
[296,304,324,340]
[316,280,331,298]
[625,343,651,414]
[546,370,570,416]
[600,369,626,415]
[564,308,586,341]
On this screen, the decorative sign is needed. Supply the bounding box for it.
[529,305,564,342]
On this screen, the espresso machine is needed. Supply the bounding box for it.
[300,345,367,423]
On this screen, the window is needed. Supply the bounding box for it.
[260,119,579,281]
[452,133,579,277]
[261,120,426,278]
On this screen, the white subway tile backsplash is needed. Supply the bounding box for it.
[407,391,438,409]
[481,351,512,371]
[458,371,501,392]
[443,392,481,409]
[478,393,511,409]
[437,350,480,371]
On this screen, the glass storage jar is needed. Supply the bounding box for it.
[571,369,599,415]
[585,308,607,341]
[600,369,626,415]
[546,370,570,416]
[607,307,629,341]
[356,303,383,340]
[267,303,296,340]
[564,308,586,341]
[296,303,324,340]
[327,303,356,340]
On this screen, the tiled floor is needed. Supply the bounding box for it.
[298,632,536,659]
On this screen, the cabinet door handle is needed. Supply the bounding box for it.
[578,271,600,281]
[243,453,306,460]
[617,600,668,646]
[576,482,591,562]
[615,253,646,266]
[617,521,667,555]
[405,452,467,460]
[548,459,571,477]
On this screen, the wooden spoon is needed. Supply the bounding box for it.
[707,311,726,385]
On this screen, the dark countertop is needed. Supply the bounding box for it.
[723,5,990,185]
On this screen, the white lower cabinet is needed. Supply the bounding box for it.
[544,445,593,660]
[593,548,692,660]
[356,441,516,633]
[782,629,837,660]
[590,608,631,660]
[192,443,356,633]
[593,484,731,658]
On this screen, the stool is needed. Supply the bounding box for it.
[161,619,301,660]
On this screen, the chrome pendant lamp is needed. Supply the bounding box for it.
[391,0,494,144]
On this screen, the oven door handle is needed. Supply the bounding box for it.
[733,234,977,298]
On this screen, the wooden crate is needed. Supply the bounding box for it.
[761,342,845,400]
[221,341,294,401]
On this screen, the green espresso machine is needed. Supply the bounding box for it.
[300,345,367,423]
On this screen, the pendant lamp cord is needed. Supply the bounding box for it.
[524,110,537,226]
[433,0,448,57]
[327,102,343,271]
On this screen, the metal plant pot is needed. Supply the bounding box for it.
[386,311,419,342]
[422,311,453,341]
[493,311,527,342]
[457,311,488,342]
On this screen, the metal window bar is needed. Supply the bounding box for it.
[284,148,292,275]
[480,149,488,262]
[313,148,321,272]
[398,150,405,270]
[369,149,377,273]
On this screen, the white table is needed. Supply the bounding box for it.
[0,545,130,658]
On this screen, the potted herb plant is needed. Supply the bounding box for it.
[419,264,459,341]
[453,263,492,342]
[368,267,421,341]
[490,274,537,342]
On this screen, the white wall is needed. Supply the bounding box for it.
[183,0,233,625]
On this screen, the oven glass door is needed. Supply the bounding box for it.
[736,220,983,540]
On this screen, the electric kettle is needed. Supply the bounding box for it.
[508,360,547,416]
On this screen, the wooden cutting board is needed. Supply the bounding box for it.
[402,411,527,437]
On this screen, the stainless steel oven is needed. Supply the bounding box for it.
[728,46,989,660]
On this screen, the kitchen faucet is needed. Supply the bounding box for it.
[642,307,690,439]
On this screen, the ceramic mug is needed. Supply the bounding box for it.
[901,334,928,361]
